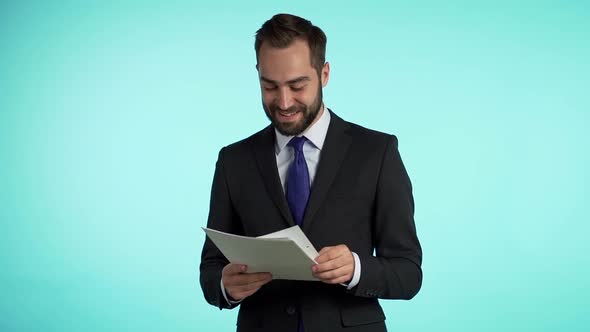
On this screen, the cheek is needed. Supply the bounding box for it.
[261,91,275,104]
[296,91,316,105]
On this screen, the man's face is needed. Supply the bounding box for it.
[257,39,329,136]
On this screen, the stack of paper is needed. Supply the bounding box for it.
[203,226,319,281]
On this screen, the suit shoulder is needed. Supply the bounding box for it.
[218,126,271,156]
[346,121,398,146]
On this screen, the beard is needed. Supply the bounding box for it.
[263,87,323,136]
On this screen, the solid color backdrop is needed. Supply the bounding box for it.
[1,1,588,331]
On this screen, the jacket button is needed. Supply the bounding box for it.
[285,305,297,316]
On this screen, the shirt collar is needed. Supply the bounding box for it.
[274,105,331,155]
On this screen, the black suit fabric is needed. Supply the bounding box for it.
[200,111,422,332]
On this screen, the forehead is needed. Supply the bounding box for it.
[257,39,316,82]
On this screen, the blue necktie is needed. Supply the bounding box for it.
[286,136,310,226]
[286,136,309,332]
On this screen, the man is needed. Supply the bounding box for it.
[200,13,422,332]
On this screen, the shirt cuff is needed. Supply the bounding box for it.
[346,252,361,290]
[220,278,242,305]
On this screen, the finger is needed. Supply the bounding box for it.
[315,247,340,263]
[232,286,261,301]
[318,246,335,255]
[313,253,353,273]
[225,271,272,286]
[317,245,352,263]
[319,244,348,255]
[225,272,272,287]
[230,275,273,293]
[227,276,272,299]
[314,264,352,279]
[228,276,273,300]
[314,265,353,284]
[223,263,247,276]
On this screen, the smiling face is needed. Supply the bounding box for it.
[257,39,330,136]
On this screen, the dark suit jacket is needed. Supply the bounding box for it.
[200,111,422,332]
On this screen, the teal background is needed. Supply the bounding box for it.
[1,1,589,331]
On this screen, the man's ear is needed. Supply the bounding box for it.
[321,62,330,87]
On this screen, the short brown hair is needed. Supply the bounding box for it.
[255,13,327,76]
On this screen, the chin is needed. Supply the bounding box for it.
[275,121,304,136]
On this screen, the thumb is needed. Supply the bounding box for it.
[224,263,247,275]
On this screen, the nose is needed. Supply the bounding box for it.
[276,87,293,110]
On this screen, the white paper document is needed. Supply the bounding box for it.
[203,226,319,281]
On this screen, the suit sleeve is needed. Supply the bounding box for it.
[350,136,423,300]
[199,147,241,310]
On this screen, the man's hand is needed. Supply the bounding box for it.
[312,245,355,284]
[222,264,272,301]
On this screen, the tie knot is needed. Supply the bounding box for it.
[288,136,307,152]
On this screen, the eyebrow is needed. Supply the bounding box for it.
[260,76,311,85]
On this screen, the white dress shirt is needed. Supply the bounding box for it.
[221,106,361,304]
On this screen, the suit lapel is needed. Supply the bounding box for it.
[252,126,296,227]
[302,111,352,232]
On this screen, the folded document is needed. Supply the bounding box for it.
[203,226,319,281]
